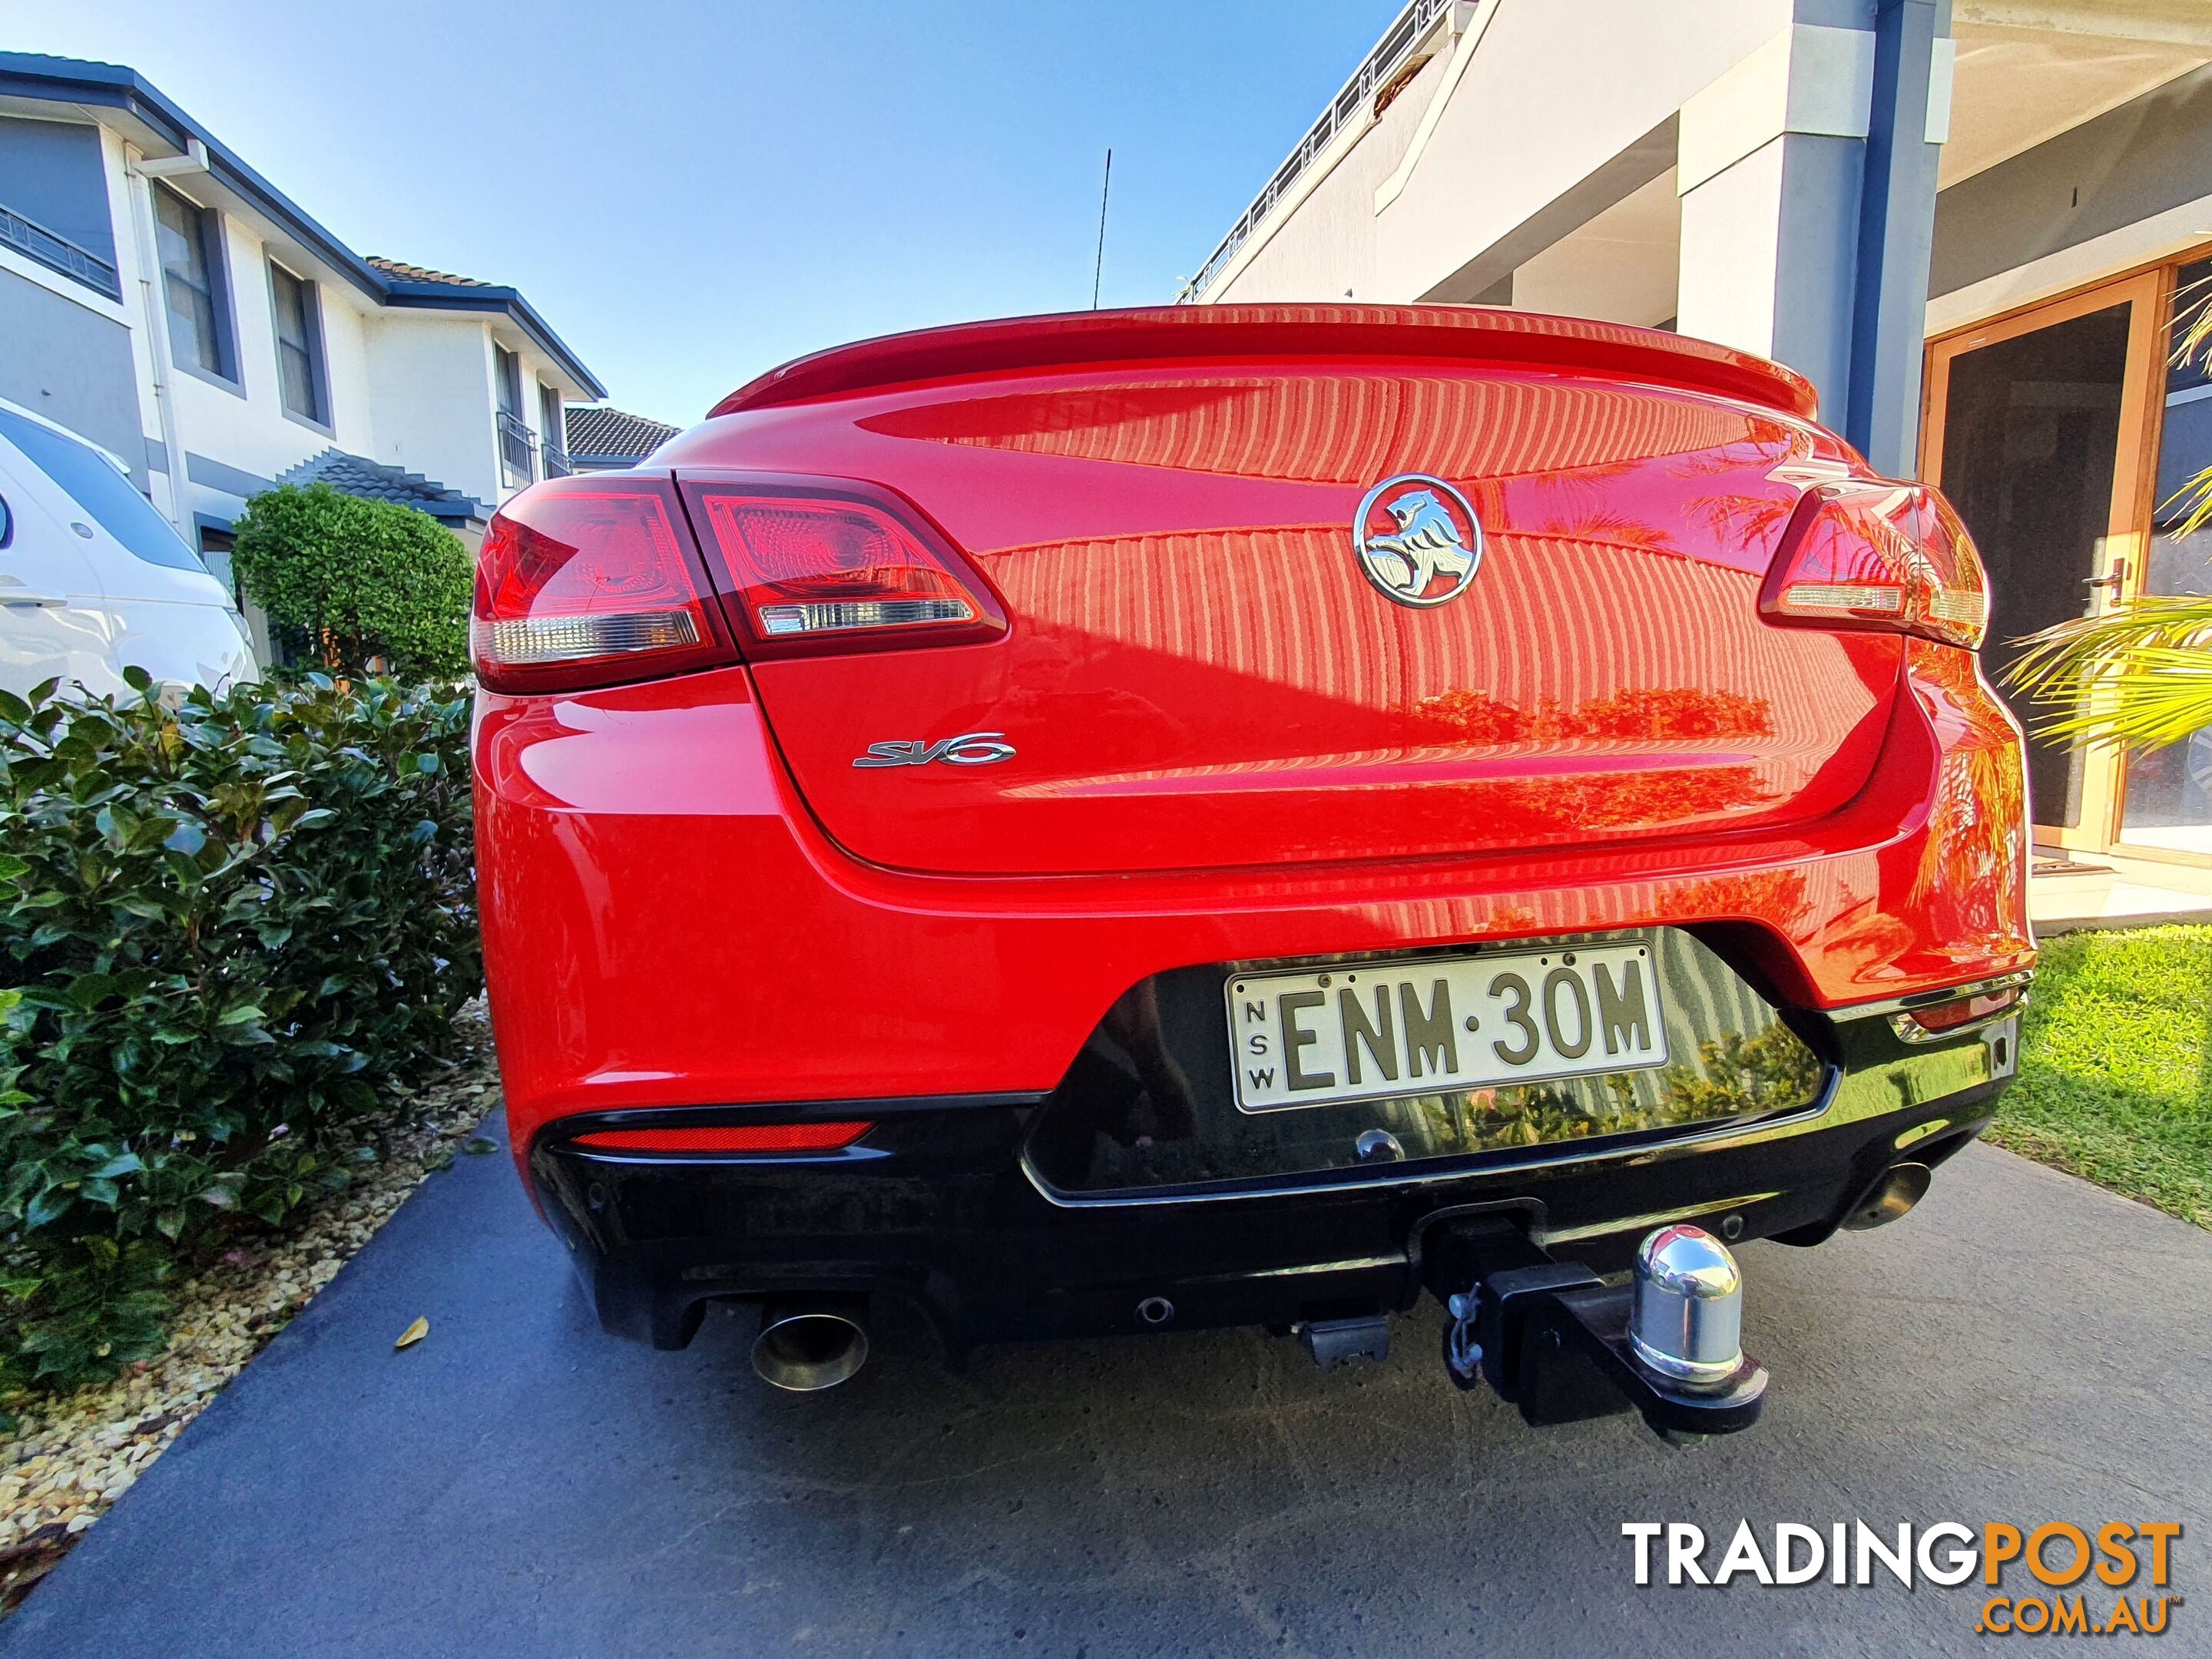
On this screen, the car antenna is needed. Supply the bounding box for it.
[1091,148,1112,310]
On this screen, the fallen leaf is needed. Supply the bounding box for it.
[462,1136,498,1155]
[394,1316,429,1350]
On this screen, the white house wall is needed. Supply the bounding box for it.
[1508,169,1682,326]
[1387,0,1793,303]
[1210,0,1793,309]
[310,283,377,462]
[1212,48,1450,303]
[364,313,501,510]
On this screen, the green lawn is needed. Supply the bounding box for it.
[1991,924,2212,1230]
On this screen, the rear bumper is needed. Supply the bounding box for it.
[477,637,2032,1153]
[528,1012,2015,1353]
[481,628,2032,1353]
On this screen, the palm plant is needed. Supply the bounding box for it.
[2006,596,2212,747]
[2006,269,2212,747]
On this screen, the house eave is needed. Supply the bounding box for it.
[0,54,389,304]
[0,52,609,400]
[379,283,608,400]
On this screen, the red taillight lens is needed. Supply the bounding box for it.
[1761,482,1988,649]
[472,476,736,694]
[571,1121,873,1154]
[684,480,1002,657]
[1916,492,1992,648]
[1906,986,2019,1032]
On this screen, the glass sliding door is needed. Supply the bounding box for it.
[1921,273,2164,852]
[2120,257,2212,859]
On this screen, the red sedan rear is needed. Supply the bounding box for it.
[472,306,2031,1427]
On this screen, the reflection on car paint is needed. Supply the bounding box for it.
[1025,928,1826,1195]
[740,366,1894,878]
[1400,685,1776,743]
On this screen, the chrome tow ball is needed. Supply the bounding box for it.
[1628,1224,1747,1390]
[1426,1216,1768,1438]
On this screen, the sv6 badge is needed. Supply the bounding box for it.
[852,732,1015,769]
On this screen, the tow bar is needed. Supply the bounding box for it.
[1423,1216,1768,1439]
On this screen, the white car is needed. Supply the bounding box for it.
[0,397,257,703]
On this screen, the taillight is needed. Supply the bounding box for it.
[683,478,1003,657]
[472,476,736,694]
[571,1121,873,1154]
[1891,985,2021,1043]
[1761,482,1988,649]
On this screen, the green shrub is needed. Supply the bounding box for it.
[0,671,478,1388]
[230,483,473,678]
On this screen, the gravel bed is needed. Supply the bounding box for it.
[0,1003,502,1609]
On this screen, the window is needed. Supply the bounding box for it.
[0,115,121,298]
[269,262,328,425]
[0,404,206,571]
[538,382,568,476]
[495,345,534,480]
[197,525,239,601]
[2121,257,2212,855]
[153,184,232,380]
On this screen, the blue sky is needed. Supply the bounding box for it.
[12,2,1406,425]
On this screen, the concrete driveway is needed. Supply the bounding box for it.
[4,1128,2206,1658]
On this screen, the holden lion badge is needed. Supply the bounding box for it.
[1353,473,1483,608]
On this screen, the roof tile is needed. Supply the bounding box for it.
[565,405,680,462]
[365,256,489,288]
[276,449,483,521]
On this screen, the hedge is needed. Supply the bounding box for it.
[230,483,473,679]
[0,671,477,1388]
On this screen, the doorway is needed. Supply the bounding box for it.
[1921,272,2164,853]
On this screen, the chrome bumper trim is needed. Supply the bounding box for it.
[1826,969,2033,1025]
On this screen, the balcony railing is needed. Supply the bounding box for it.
[541,442,571,478]
[1183,0,1451,300]
[496,409,537,481]
[0,201,122,301]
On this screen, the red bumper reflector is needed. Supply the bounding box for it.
[572,1122,873,1154]
[1906,987,2020,1034]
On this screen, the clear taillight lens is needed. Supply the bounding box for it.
[684,481,1002,657]
[472,476,735,694]
[1761,482,1988,649]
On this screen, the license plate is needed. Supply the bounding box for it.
[1224,940,1667,1113]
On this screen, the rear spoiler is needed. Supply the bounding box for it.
[710,304,1822,425]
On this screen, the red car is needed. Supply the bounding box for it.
[472,306,2032,1431]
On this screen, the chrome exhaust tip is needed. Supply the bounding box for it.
[1628,1224,1745,1391]
[751,1303,870,1392]
[1843,1161,1932,1231]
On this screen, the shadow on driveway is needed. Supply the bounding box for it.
[5,1122,2206,1658]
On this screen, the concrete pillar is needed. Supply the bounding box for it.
[1845,0,1950,476]
[1674,4,1952,474]
[1675,22,1879,426]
